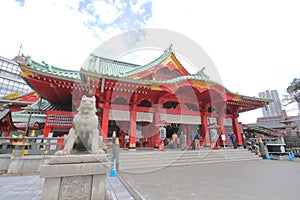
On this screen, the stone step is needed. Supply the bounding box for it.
[118,149,261,171]
[119,155,261,168]
[119,152,257,162]
[119,158,262,173]
[119,153,258,164]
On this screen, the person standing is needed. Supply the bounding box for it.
[172,133,178,149]
[180,131,187,150]
[194,131,200,150]
[190,131,196,150]
[230,132,237,149]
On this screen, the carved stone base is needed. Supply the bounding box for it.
[40,154,111,200]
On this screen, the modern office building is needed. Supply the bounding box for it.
[0,56,32,98]
[259,90,282,117]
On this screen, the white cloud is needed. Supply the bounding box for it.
[0,0,99,69]
[1,0,299,124]
[146,0,300,122]
[92,1,124,24]
[130,0,149,14]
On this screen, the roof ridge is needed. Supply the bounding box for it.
[122,45,173,76]
[17,55,78,73]
[17,55,80,80]
[89,54,141,67]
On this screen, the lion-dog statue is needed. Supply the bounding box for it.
[55,95,104,156]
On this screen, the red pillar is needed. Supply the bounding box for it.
[43,126,51,137]
[187,124,191,145]
[101,101,110,138]
[129,104,137,149]
[101,90,111,138]
[154,107,161,148]
[232,114,243,145]
[201,112,210,147]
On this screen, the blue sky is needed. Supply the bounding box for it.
[1,0,300,123]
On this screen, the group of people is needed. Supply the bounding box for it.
[163,130,238,150]
[170,132,187,150]
[166,131,201,150]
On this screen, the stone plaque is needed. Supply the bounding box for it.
[59,176,92,200]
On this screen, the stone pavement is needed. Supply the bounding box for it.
[121,159,300,200]
[0,159,300,200]
[0,174,134,200]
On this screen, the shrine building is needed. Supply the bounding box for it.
[15,46,271,149]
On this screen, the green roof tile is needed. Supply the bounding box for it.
[84,45,175,77]
[12,113,46,123]
[17,49,271,105]
[86,55,140,77]
[0,108,10,120]
[122,46,174,77]
[18,55,80,80]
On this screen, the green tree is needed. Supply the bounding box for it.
[283,78,300,107]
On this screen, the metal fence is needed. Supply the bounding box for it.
[0,136,115,159]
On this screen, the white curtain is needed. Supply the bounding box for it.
[109,110,153,122]
[160,113,201,124]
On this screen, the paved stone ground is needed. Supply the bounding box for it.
[121,159,300,200]
[0,174,133,200]
[0,159,299,200]
[0,175,42,200]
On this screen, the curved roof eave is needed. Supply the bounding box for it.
[121,45,177,77]
[25,66,80,82]
[17,55,80,81]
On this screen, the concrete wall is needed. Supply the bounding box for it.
[0,154,11,173]
[0,154,52,174]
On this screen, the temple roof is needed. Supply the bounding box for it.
[8,91,38,102]
[121,46,182,77]
[29,98,73,112]
[87,55,140,77]
[85,45,188,78]
[9,98,72,127]
[0,107,10,120]
[16,55,79,81]
[18,46,205,84]
[12,112,46,124]
[16,46,272,112]
[0,107,18,131]
[18,98,73,114]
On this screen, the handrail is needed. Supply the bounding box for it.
[0,136,114,156]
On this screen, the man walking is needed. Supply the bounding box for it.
[230,132,237,149]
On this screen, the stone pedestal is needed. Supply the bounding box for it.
[40,154,111,200]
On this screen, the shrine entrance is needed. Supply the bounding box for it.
[165,124,180,139]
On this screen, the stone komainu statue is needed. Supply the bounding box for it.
[55,95,104,156]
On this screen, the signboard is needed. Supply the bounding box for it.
[221,135,226,141]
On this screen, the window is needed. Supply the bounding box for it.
[3,61,8,67]
[3,79,8,85]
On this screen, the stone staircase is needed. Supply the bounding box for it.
[118,148,261,173]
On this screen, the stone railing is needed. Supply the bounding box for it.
[0,136,117,175]
[0,136,114,156]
